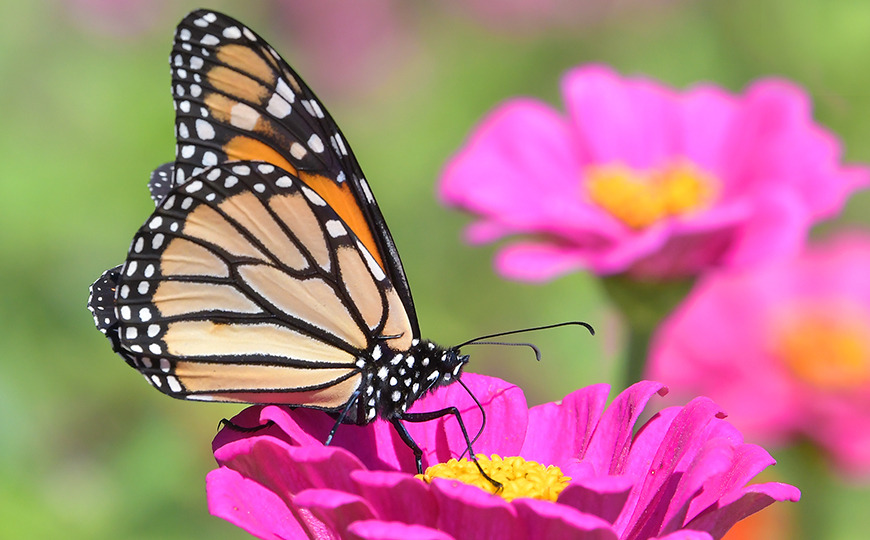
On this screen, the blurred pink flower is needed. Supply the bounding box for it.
[207,374,798,540]
[272,0,416,96]
[650,232,870,475]
[443,0,610,33]
[439,65,868,281]
[65,0,169,38]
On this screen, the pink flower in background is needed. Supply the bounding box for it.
[207,374,798,540]
[273,0,416,96]
[65,0,169,38]
[439,65,868,281]
[650,233,870,475]
[443,0,610,33]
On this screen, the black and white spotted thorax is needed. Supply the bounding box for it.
[353,338,468,424]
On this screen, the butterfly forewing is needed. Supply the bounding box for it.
[110,161,413,408]
[168,9,420,335]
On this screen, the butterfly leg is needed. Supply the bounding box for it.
[394,409,503,490]
[325,390,361,446]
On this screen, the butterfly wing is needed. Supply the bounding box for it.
[102,161,413,408]
[149,163,174,205]
[168,9,419,334]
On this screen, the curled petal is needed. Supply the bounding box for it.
[346,520,458,540]
[513,498,619,540]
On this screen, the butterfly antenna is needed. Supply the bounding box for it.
[455,321,595,349]
[462,340,542,361]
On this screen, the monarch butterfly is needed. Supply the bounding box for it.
[87,9,589,481]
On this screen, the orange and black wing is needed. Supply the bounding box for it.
[90,161,414,407]
[167,9,419,334]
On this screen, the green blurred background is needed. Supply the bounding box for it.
[2,0,870,538]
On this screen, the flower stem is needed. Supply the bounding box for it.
[601,275,695,387]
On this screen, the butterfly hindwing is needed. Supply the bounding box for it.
[112,161,413,408]
[168,9,420,335]
[149,163,174,205]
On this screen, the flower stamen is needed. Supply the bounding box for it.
[775,312,870,390]
[417,454,570,502]
[585,160,717,229]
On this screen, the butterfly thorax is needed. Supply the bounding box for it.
[353,339,468,424]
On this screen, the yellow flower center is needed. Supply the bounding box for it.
[774,312,870,390]
[417,454,570,502]
[585,160,717,229]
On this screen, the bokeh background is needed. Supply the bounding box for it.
[2,0,870,538]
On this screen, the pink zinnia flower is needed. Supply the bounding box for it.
[207,374,798,539]
[439,65,868,281]
[650,232,870,476]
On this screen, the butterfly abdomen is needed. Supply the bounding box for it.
[354,340,468,424]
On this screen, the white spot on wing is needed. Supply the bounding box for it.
[325,220,346,238]
[360,178,374,203]
[267,93,291,118]
[276,78,295,103]
[357,240,386,281]
[222,26,242,39]
[201,34,220,46]
[167,376,182,393]
[301,186,326,206]
[334,133,347,155]
[307,134,324,153]
[230,102,259,130]
[290,142,307,160]
[195,119,215,140]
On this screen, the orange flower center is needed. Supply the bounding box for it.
[584,160,717,229]
[417,454,570,502]
[774,312,870,390]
